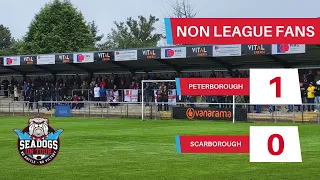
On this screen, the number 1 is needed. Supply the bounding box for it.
[270,77,281,98]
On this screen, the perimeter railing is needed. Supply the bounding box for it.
[0,100,319,123]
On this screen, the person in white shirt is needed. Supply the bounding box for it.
[13,85,19,101]
[93,84,100,106]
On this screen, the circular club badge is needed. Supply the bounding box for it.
[13,117,63,166]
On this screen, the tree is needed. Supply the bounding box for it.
[9,39,25,55]
[0,24,13,55]
[166,0,197,18]
[88,21,104,50]
[102,15,162,50]
[21,0,95,54]
[161,0,198,46]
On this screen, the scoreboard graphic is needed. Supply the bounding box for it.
[176,126,302,162]
[175,68,303,162]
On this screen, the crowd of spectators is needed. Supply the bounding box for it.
[0,71,244,109]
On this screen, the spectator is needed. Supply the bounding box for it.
[40,87,46,108]
[13,85,19,101]
[72,94,81,109]
[129,81,135,89]
[100,79,106,89]
[99,86,107,107]
[135,82,140,89]
[23,81,28,102]
[106,80,114,101]
[255,105,261,113]
[28,86,35,110]
[306,70,314,83]
[306,82,315,112]
[298,82,306,112]
[287,104,294,113]
[109,96,119,108]
[145,83,153,106]
[55,83,61,101]
[210,71,217,78]
[314,81,320,112]
[81,81,89,99]
[93,84,100,106]
[61,84,68,98]
[35,89,40,109]
[119,78,125,89]
[268,105,276,113]
[90,78,96,88]
[314,71,320,83]
[112,85,118,97]
[45,86,52,111]
[157,85,163,111]
[2,78,9,97]
[93,84,100,99]
[107,79,114,90]
[11,77,17,86]
[162,84,169,111]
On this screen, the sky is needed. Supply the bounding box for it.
[1,0,319,42]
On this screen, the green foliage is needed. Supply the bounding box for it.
[88,21,104,50]
[102,15,162,50]
[9,39,25,55]
[0,24,13,50]
[20,0,95,54]
[0,24,14,56]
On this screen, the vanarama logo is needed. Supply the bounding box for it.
[13,117,63,166]
[186,108,232,120]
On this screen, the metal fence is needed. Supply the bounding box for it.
[0,100,319,123]
[0,88,214,102]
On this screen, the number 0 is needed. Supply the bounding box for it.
[270,77,281,98]
[268,134,284,156]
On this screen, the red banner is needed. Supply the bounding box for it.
[175,78,250,96]
[176,135,250,153]
[164,18,320,44]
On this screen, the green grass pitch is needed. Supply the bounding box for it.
[0,116,319,180]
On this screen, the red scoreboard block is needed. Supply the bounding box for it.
[176,135,249,153]
[175,126,302,163]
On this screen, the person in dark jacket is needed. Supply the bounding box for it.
[162,85,169,111]
[157,85,163,111]
[45,86,52,111]
[1,78,9,97]
[34,89,40,110]
[314,82,320,112]
[40,87,46,109]
[145,83,153,106]
[298,82,306,112]
[28,87,35,110]
[55,83,61,101]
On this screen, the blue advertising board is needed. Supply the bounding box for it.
[55,104,71,117]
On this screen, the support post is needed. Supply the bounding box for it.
[142,82,144,120]
[232,95,235,124]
